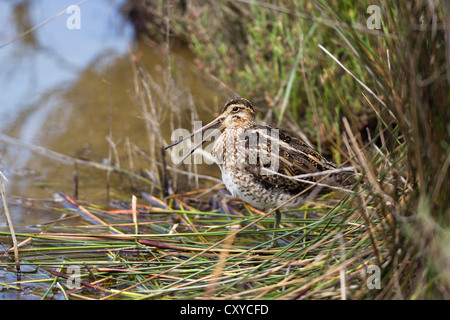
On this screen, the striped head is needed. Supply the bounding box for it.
[218,98,256,129]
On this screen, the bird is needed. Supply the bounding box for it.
[165,98,355,248]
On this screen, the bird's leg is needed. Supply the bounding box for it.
[266,209,281,249]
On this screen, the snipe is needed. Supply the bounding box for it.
[165,98,355,248]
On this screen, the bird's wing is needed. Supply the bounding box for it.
[242,125,353,195]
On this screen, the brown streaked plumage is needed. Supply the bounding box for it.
[165,98,355,247]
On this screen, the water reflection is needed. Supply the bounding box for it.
[0,0,224,225]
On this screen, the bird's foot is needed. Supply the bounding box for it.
[264,239,279,250]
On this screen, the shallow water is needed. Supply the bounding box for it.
[0,0,225,229]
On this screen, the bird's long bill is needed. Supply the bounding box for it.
[164,117,222,165]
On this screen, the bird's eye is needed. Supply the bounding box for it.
[232,106,239,112]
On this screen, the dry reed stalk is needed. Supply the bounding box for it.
[204,226,238,297]
[0,170,20,272]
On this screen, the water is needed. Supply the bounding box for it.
[0,0,223,225]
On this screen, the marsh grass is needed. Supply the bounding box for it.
[1,189,371,299]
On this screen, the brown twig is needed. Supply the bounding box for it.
[138,239,189,251]
[59,191,123,235]
[0,169,20,272]
[204,227,237,297]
